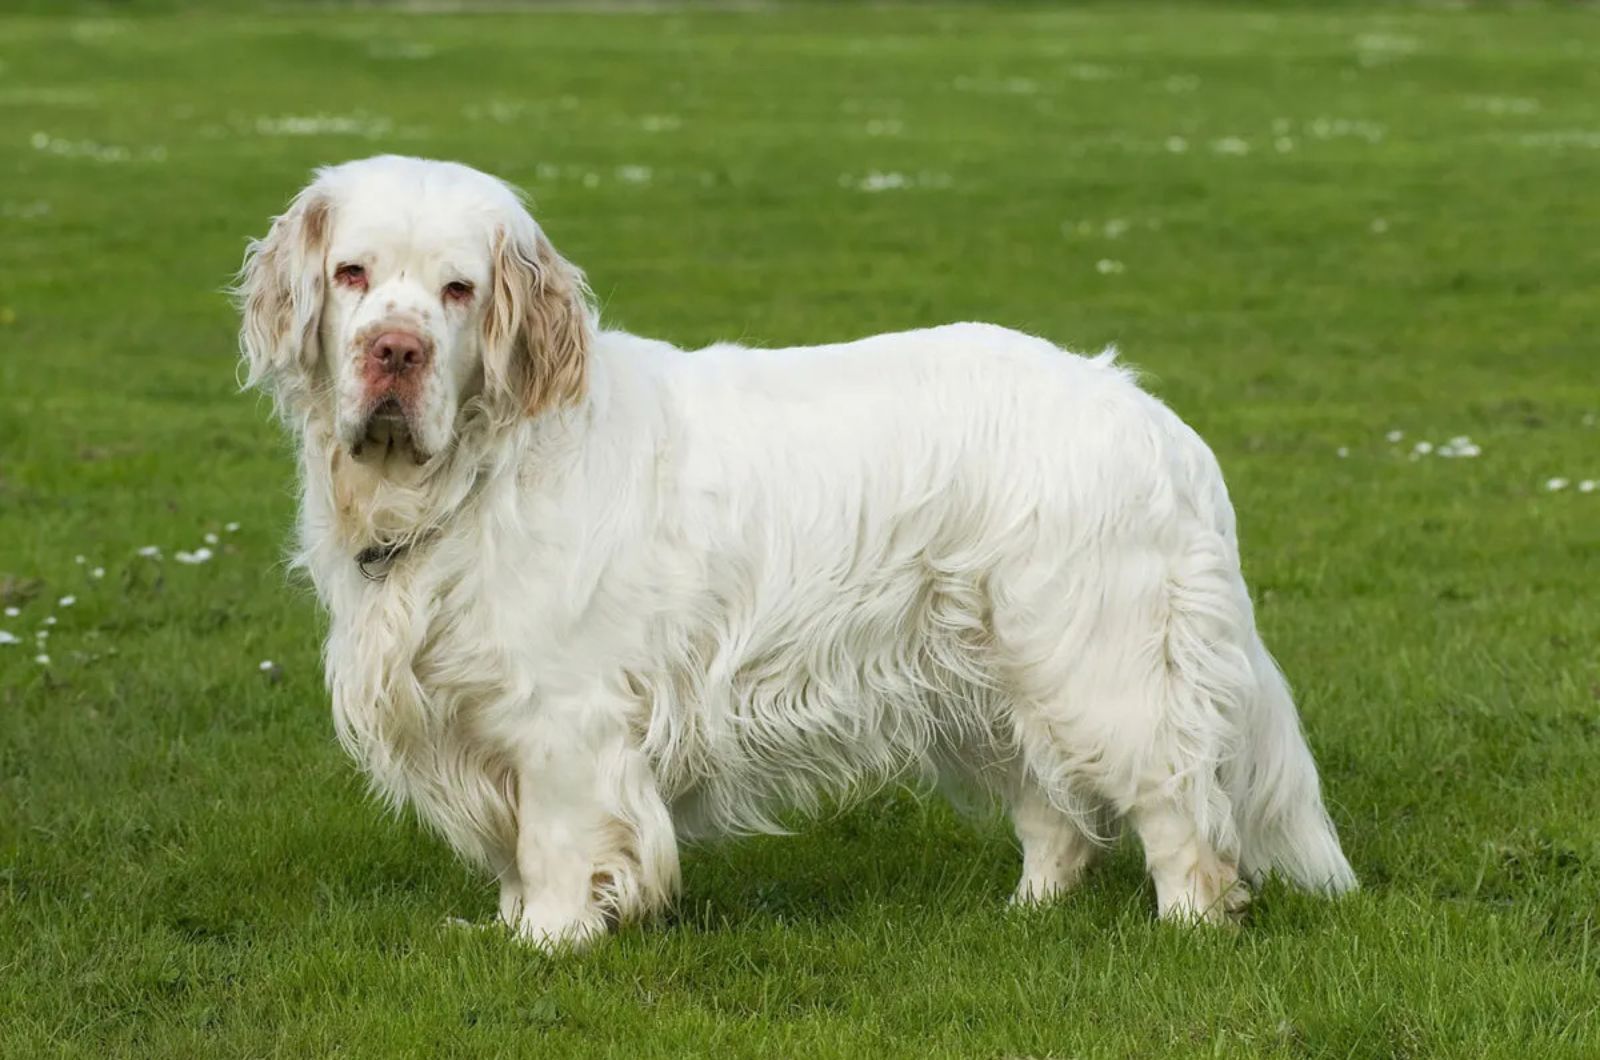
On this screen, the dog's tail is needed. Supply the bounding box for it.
[1231,634,1357,895]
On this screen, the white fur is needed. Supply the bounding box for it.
[236,156,1356,949]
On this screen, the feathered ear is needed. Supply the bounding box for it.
[234,185,332,401]
[482,221,594,419]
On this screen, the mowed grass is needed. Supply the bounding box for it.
[2,3,1599,1056]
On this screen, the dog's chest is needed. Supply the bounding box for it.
[324,563,517,867]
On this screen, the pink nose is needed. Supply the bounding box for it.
[366,330,430,377]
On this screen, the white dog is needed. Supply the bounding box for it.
[236,155,1355,948]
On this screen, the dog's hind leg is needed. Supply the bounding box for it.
[1127,784,1248,923]
[995,522,1257,923]
[1007,771,1103,905]
[1119,527,1257,923]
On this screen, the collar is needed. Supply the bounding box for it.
[355,540,409,582]
[350,455,487,582]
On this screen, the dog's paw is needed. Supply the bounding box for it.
[512,903,609,953]
[1009,873,1083,908]
[1222,879,1253,917]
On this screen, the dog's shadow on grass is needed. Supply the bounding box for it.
[662,792,1150,936]
[216,783,1325,946]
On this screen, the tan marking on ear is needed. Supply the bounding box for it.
[302,196,330,246]
[234,185,333,403]
[482,225,593,419]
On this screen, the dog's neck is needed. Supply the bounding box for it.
[295,400,591,594]
[295,416,488,579]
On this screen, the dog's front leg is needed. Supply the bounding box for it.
[502,709,679,951]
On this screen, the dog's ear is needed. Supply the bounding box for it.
[234,185,332,398]
[482,221,593,419]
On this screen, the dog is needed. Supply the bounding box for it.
[235,155,1356,949]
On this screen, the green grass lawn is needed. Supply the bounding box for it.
[3,3,1599,1056]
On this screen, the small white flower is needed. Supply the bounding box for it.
[1165,136,1189,153]
[90,567,105,579]
[225,522,241,532]
[1546,477,1569,491]
[43,615,57,626]
[74,555,86,565]
[1579,480,1597,493]
[1336,446,1350,458]
[58,595,76,607]
[3,606,18,618]
[204,532,219,545]
[137,546,161,558]
[1095,259,1125,275]
[1386,429,1404,443]
[857,171,909,192]
[174,548,213,565]
[1465,95,1539,116]
[259,659,275,671]
[1413,441,1433,455]
[0,630,19,645]
[36,629,48,640]
[1211,136,1250,155]
[35,653,49,665]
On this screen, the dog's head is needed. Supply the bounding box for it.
[235,155,592,471]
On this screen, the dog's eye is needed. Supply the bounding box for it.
[443,280,475,303]
[334,263,367,289]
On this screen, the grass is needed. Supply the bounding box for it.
[3,3,1599,1056]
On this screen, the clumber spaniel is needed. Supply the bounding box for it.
[236,155,1355,949]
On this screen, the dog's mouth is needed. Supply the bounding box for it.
[352,398,428,465]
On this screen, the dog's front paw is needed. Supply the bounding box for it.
[513,902,609,953]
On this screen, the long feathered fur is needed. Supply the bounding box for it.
[236,156,1355,948]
